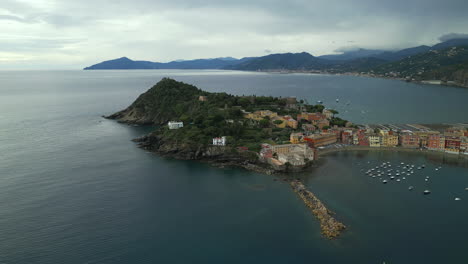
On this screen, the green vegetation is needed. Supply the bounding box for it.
[370,46,468,85]
[118,78,350,151]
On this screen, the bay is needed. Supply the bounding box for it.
[0,70,467,264]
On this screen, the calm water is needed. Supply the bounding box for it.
[0,70,467,263]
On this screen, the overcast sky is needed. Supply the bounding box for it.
[1,0,468,69]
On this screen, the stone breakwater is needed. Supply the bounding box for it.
[290,181,346,239]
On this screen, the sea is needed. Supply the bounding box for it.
[0,70,467,264]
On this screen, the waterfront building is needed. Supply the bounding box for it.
[369,134,381,147]
[304,133,337,147]
[460,137,468,154]
[353,134,359,145]
[198,95,208,102]
[168,121,184,130]
[427,134,443,151]
[445,137,461,154]
[400,133,420,148]
[212,136,226,146]
[355,130,369,146]
[439,136,446,152]
[380,130,398,147]
[341,130,354,145]
[262,143,315,166]
[414,131,440,147]
[444,127,466,137]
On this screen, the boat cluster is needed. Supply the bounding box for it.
[363,162,466,201]
[363,161,444,196]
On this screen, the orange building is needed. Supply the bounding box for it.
[304,133,337,147]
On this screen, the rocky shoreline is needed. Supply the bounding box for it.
[290,181,346,239]
[132,134,278,175]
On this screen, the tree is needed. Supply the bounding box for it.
[273,120,284,125]
[259,118,270,128]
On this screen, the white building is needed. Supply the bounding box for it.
[213,136,226,146]
[168,121,184,130]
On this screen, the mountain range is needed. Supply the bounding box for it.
[84,38,468,87]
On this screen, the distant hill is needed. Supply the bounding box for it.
[370,46,468,86]
[84,57,254,70]
[327,57,389,72]
[319,49,387,61]
[374,45,431,61]
[227,52,330,71]
[431,38,468,51]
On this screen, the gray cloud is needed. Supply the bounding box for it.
[1,0,468,69]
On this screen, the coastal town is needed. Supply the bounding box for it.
[111,78,467,240]
[167,95,468,172]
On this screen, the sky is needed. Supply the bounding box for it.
[1,0,468,69]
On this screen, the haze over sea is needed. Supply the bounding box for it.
[1,70,467,264]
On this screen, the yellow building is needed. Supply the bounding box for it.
[283,116,298,129]
[244,110,278,121]
[290,133,304,144]
[369,135,381,147]
[244,112,263,121]
[414,131,440,147]
[258,110,278,118]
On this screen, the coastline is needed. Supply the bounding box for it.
[317,145,468,157]
[249,69,468,89]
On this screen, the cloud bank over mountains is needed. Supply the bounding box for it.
[1,0,468,69]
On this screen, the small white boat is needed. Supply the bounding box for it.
[409,186,414,190]
[396,179,401,182]
[465,187,468,191]
[402,177,406,180]
[390,176,395,180]
[425,179,429,182]
[455,198,461,201]
[435,168,439,171]
[423,190,431,195]
[383,180,388,184]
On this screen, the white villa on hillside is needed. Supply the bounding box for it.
[168,121,184,130]
[213,136,226,146]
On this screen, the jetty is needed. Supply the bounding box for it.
[290,181,346,239]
